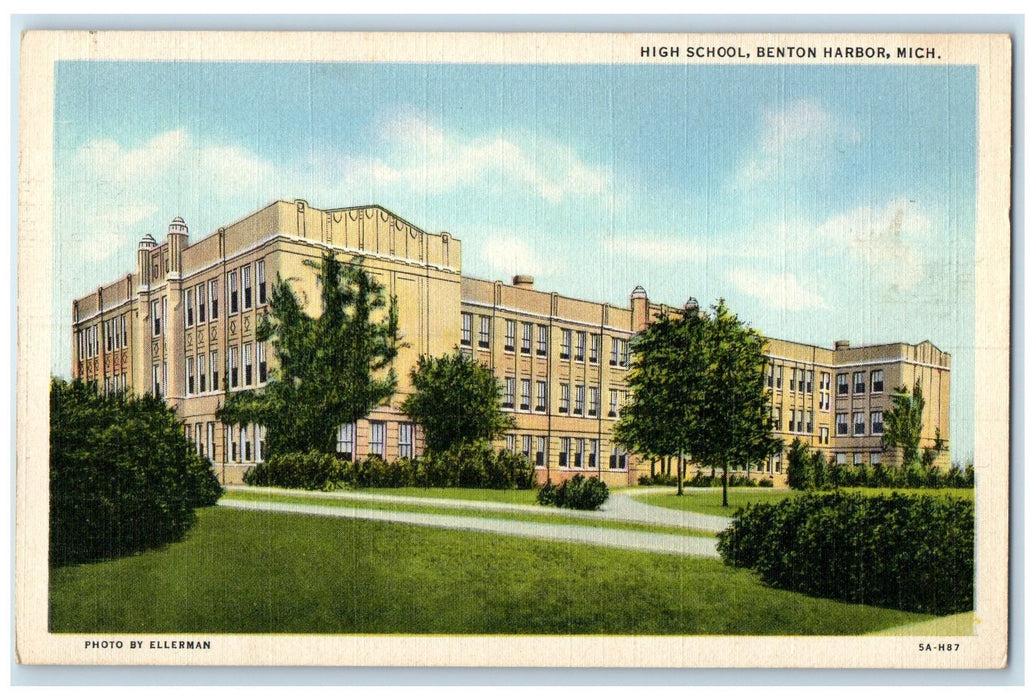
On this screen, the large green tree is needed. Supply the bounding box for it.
[401,351,514,453]
[614,305,707,495]
[615,299,778,506]
[217,253,399,456]
[883,380,925,465]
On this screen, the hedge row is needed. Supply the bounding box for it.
[50,379,224,566]
[786,439,974,491]
[243,441,535,490]
[716,491,974,615]
[637,472,774,488]
[537,475,609,510]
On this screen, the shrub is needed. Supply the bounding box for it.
[50,379,224,566]
[537,475,609,510]
[717,491,974,615]
[244,451,345,490]
[638,472,679,486]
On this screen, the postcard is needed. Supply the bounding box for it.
[15,30,1011,668]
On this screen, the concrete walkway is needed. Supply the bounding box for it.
[223,484,734,533]
[219,497,722,558]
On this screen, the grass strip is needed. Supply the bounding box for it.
[223,490,716,538]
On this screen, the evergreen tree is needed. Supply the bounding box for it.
[883,380,925,466]
[217,253,399,456]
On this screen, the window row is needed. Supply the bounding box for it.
[335,421,415,461]
[835,411,885,436]
[836,369,885,396]
[503,435,628,470]
[767,366,824,394]
[77,324,100,360]
[224,423,267,463]
[101,373,128,395]
[772,407,815,435]
[833,451,884,466]
[183,260,268,330]
[459,313,629,368]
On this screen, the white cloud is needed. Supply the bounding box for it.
[737,98,860,183]
[727,267,829,311]
[477,235,560,279]
[355,114,612,203]
[816,199,932,290]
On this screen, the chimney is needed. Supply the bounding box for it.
[834,340,851,351]
[512,275,534,289]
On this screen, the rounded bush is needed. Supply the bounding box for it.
[537,475,609,510]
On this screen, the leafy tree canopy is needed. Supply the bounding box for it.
[401,351,514,453]
[883,380,925,465]
[217,253,399,456]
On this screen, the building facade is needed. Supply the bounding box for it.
[71,200,951,485]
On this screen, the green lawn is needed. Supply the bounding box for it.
[636,486,974,517]
[50,507,933,635]
[223,490,717,537]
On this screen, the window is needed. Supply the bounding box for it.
[228,270,239,314]
[806,371,813,393]
[521,322,532,354]
[854,452,864,466]
[788,409,797,433]
[609,389,619,417]
[521,435,532,461]
[257,260,267,306]
[184,289,195,328]
[561,329,572,359]
[536,325,548,356]
[398,422,415,459]
[461,313,472,346]
[210,350,219,391]
[588,387,599,416]
[853,371,866,394]
[766,364,774,388]
[836,412,848,436]
[559,384,570,413]
[575,331,586,362]
[559,438,570,468]
[186,357,195,395]
[610,445,627,470]
[806,410,813,434]
[242,265,253,310]
[506,435,516,452]
[870,452,882,466]
[337,423,356,460]
[589,334,600,363]
[479,316,490,348]
[853,411,866,435]
[243,425,253,462]
[151,299,162,336]
[574,438,584,468]
[820,391,831,412]
[835,453,847,465]
[871,369,884,393]
[819,426,830,445]
[871,410,884,435]
[229,345,239,389]
[198,354,207,393]
[196,283,207,323]
[257,425,267,462]
[535,380,547,411]
[228,424,238,462]
[610,337,620,366]
[798,368,806,393]
[771,406,781,430]
[503,377,515,408]
[774,365,783,390]
[574,385,585,415]
[520,379,531,411]
[505,320,515,351]
[820,372,830,391]
[209,279,219,319]
[258,342,267,383]
[243,343,253,386]
[588,439,598,469]
[206,422,215,460]
[369,421,386,458]
[837,373,849,395]
[120,315,127,347]
[152,364,161,398]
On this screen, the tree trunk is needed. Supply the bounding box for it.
[722,465,729,507]
[677,452,684,496]
[650,456,656,478]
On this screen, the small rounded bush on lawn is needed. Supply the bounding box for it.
[537,475,609,510]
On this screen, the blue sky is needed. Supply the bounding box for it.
[51,61,977,461]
